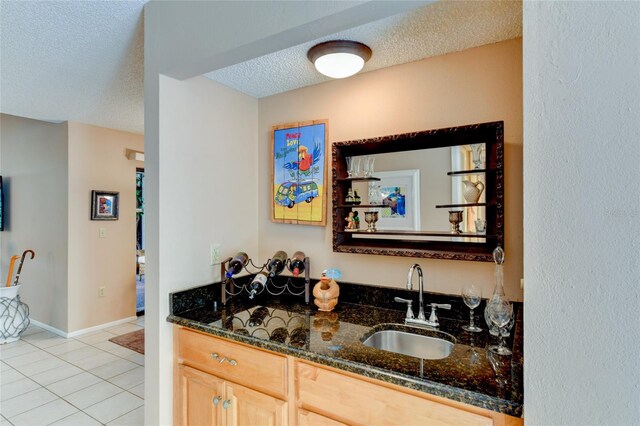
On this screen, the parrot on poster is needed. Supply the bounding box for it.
[283,139,322,172]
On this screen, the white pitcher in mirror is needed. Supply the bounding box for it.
[462,180,485,203]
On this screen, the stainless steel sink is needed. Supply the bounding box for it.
[362,329,454,360]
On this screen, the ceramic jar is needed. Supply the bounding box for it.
[313,275,340,312]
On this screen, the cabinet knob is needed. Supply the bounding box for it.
[211,353,220,360]
[227,358,238,366]
[212,396,221,406]
[223,399,231,410]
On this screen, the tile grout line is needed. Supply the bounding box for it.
[101,403,144,426]
[2,319,144,425]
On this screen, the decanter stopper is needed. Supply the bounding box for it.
[493,245,505,265]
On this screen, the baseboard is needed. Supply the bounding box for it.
[30,316,138,339]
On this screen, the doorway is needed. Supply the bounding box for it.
[136,168,145,314]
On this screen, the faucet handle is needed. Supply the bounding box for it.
[432,303,451,310]
[427,303,451,327]
[394,297,415,320]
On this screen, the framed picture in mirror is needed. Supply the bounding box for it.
[373,169,421,231]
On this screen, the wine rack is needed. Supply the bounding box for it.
[220,256,311,305]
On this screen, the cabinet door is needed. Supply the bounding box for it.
[223,381,288,426]
[176,365,224,426]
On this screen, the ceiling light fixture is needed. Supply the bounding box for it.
[307,40,372,79]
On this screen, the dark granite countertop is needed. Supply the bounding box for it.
[168,278,523,417]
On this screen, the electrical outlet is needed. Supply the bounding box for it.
[520,278,524,290]
[210,243,221,265]
[99,228,106,238]
[99,287,105,297]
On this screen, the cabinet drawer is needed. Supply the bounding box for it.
[296,362,493,426]
[177,328,287,398]
[298,409,348,426]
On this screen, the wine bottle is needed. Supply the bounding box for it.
[248,306,270,327]
[225,252,249,278]
[289,251,306,277]
[353,190,361,205]
[268,251,288,277]
[248,271,268,299]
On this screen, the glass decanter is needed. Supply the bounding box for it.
[484,245,508,336]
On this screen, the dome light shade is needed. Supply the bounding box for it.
[308,41,372,79]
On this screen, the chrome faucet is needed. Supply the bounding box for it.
[395,264,451,328]
[407,264,426,321]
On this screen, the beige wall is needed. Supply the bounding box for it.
[67,122,143,332]
[0,114,70,330]
[258,39,523,300]
[0,115,142,333]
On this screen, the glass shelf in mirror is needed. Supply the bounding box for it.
[335,177,381,182]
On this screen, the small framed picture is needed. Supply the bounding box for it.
[91,190,119,221]
[372,169,421,231]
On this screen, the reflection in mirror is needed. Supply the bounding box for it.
[348,144,488,243]
[331,121,504,261]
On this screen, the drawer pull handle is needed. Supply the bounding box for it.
[213,396,221,406]
[210,353,237,366]
[223,399,231,410]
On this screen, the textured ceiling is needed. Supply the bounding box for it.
[0,0,146,134]
[205,1,522,98]
[0,1,521,135]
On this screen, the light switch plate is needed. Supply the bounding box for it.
[99,228,106,238]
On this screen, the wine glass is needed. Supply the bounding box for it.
[487,300,513,355]
[363,155,376,177]
[347,156,361,178]
[364,211,378,232]
[461,284,482,333]
[345,157,353,178]
[448,210,463,234]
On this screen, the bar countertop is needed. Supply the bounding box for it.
[167,279,523,417]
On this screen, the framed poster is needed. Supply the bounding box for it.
[271,120,328,226]
[91,190,119,220]
[371,169,421,231]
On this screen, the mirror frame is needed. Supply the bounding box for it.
[331,121,504,262]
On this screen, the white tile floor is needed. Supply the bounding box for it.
[0,317,144,425]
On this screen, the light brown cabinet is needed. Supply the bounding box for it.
[223,381,288,426]
[176,364,287,426]
[176,365,224,426]
[174,326,522,426]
